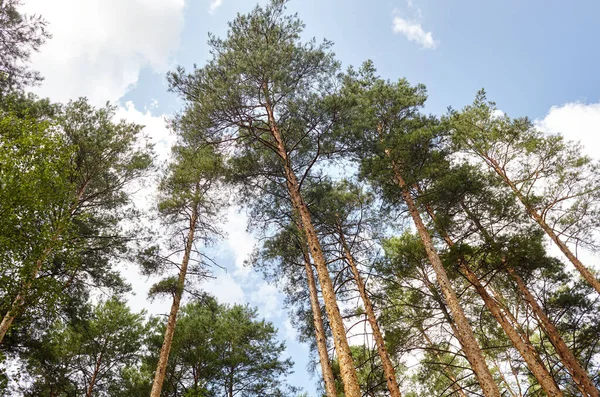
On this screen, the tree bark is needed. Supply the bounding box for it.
[301,248,338,397]
[390,164,501,397]
[263,94,362,397]
[506,265,600,397]
[150,204,199,397]
[422,205,563,396]
[463,203,600,397]
[85,351,103,397]
[485,156,600,295]
[339,228,403,397]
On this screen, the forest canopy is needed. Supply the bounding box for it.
[1,1,599,396]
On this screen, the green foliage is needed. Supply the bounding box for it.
[23,298,147,396]
[134,296,296,397]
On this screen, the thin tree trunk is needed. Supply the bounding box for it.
[149,205,199,397]
[422,205,563,396]
[85,352,103,397]
[263,93,362,397]
[0,181,89,343]
[464,204,600,397]
[302,247,338,397]
[390,164,501,397]
[338,228,403,397]
[485,156,600,295]
[506,265,599,397]
[421,328,469,397]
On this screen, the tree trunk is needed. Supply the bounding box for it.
[485,156,600,295]
[150,205,199,397]
[390,164,501,397]
[506,265,600,397]
[301,248,338,397]
[422,205,563,396]
[463,203,600,397]
[263,94,362,397]
[0,181,89,343]
[85,351,103,397]
[339,228,403,397]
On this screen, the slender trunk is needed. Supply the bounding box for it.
[391,165,501,397]
[0,181,89,343]
[149,205,199,397]
[485,156,600,295]
[263,95,361,397]
[85,351,103,397]
[464,204,600,397]
[338,228,402,397]
[422,205,563,396]
[507,265,599,397]
[302,247,338,397]
[421,329,469,397]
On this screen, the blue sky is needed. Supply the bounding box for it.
[22,0,600,395]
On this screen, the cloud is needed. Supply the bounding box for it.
[209,0,223,13]
[221,206,256,277]
[202,273,246,305]
[21,0,185,105]
[535,102,600,159]
[114,101,176,166]
[392,16,437,49]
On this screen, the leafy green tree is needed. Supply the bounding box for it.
[339,62,502,397]
[451,91,600,295]
[23,298,147,397]
[168,1,362,394]
[0,98,153,343]
[142,296,296,397]
[143,126,225,397]
[0,0,50,94]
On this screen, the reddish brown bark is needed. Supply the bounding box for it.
[485,156,600,295]
[339,229,402,397]
[150,205,199,397]
[422,205,563,396]
[390,164,501,397]
[263,94,361,396]
[302,248,338,397]
[85,352,103,397]
[507,265,600,397]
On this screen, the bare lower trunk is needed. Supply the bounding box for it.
[264,95,361,396]
[422,205,562,396]
[150,206,199,397]
[85,352,103,397]
[392,167,500,397]
[302,249,338,397]
[486,157,600,295]
[339,229,402,397]
[506,265,600,397]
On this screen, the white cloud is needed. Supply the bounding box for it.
[114,101,176,166]
[535,102,600,159]
[221,206,256,277]
[209,0,223,13]
[249,282,280,318]
[21,0,185,105]
[392,16,438,49]
[202,273,246,305]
